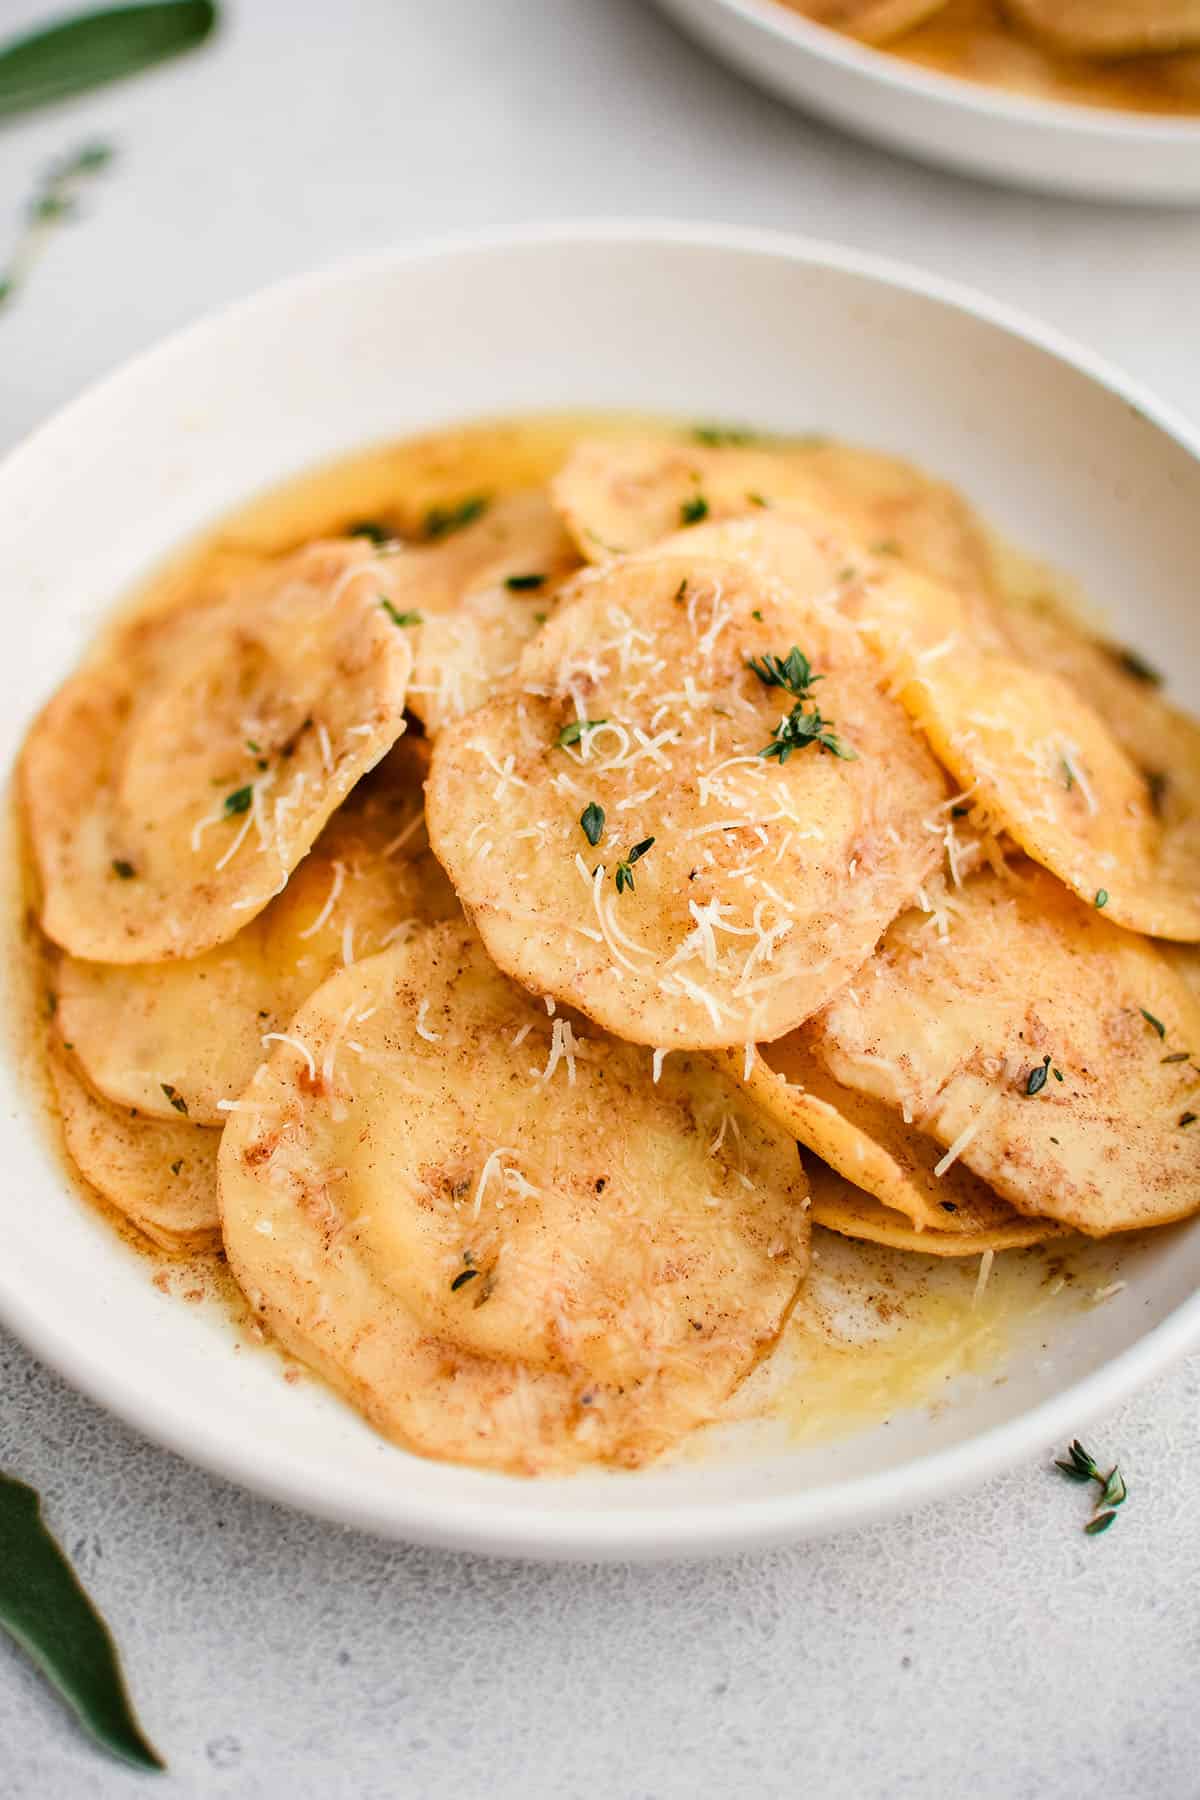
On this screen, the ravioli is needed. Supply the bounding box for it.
[806,862,1200,1234]
[725,1035,1056,1240]
[837,562,1200,940]
[218,923,808,1474]
[56,740,458,1125]
[381,492,581,735]
[427,551,946,1048]
[50,1049,220,1253]
[807,1161,1059,1256]
[22,541,412,963]
[552,436,1001,631]
[1004,0,1200,56]
[788,0,949,41]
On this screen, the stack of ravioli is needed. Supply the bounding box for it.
[21,434,1200,1475]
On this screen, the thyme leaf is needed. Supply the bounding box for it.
[679,494,709,526]
[580,802,605,847]
[557,718,606,748]
[1026,1055,1051,1097]
[1140,1008,1167,1039]
[615,836,654,895]
[223,785,252,817]
[380,599,421,627]
[424,494,488,540]
[505,572,545,591]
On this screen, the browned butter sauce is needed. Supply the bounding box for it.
[15,412,1135,1459]
[778,0,1200,115]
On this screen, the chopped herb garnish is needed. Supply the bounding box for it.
[692,424,754,447]
[450,1268,479,1292]
[580,802,605,847]
[836,565,857,583]
[615,837,655,895]
[110,859,136,880]
[1108,644,1163,687]
[424,494,488,540]
[872,538,901,556]
[1055,1439,1128,1536]
[245,739,261,754]
[679,494,709,527]
[169,1159,183,1176]
[505,572,545,591]
[1094,889,1109,909]
[558,718,607,748]
[1026,1055,1051,1096]
[951,804,970,819]
[1055,1439,1100,1483]
[1141,1008,1166,1039]
[532,611,548,625]
[224,785,252,817]
[348,520,391,544]
[1053,1066,1064,1082]
[1147,770,1169,816]
[380,598,422,628]
[745,492,768,508]
[760,706,854,764]
[159,1083,188,1115]
[747,646,822,699]
[1180,1112,1197,1128]
[751,609,763,622]
[1162,1051,1191,1064]
[672,579,688,605]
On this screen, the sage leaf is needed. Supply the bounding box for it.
[0,1473,163,1771]
[0,1,217,120]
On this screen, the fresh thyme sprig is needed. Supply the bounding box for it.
[1055,1439,1128,1537]
[748,644,855,763]
[615,837,654,894]
[0,141,114,310]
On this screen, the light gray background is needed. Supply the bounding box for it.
[2,2,1199,1795]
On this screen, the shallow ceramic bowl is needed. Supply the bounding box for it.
[653,0,1200,202]
[2,222,1198,1560]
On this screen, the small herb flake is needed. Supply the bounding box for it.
[224,786,252,817]
[580,802,605,847]
[532,611,548,625]
[679,494,709,527]
[169,1159,183,1176]
[245,739,261,754]
[1026,1055,1051,1097]
[615,837,654,895]
[424,495,488,540]
[745,492,768,508]
[1109,644,1163,687]
[159,1084,188,1115]
[1055,1439,1101,1483]
[505,572,545,591]
[1162,1051,1191,1063]
[110,859,136,880]
[380,598,422,628]
[450,1268,479,1292]
[1147,770,1169,816]
[558,718,607,748]
[872,538,901,556]
[692,424,754,447]
[348,520,391,544]
[751,609,763,622]
[1084,1511,1117,1536]
[1055,1440,1129,1536]
[1180,1112,1197,1129]
[1095,889,1109,909]
[1141,1008,1167,1039]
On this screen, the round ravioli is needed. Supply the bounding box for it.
[788,0,949,39]
[55,740,458,1125]
[380,491,581,735]
[806,1161,1059,1257]
[1004,0,1200,56]
[22,540,412,964]
[806,861,1200,1235]
[1000,603,1200,929]
[218,923,809,1475]
[721,1034,1059,1243]
[852,570,1200,940]
[50,1048,220,1253]
[552,435,1000,631]
[426,552,946,1048]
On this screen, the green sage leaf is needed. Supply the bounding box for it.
[0,1,216,120]
[0,1472,163,1770]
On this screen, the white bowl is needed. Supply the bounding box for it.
[2,222,1199,1560]
[653,0,1200,202]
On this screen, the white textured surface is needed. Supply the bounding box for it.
[1,0,1199,1793]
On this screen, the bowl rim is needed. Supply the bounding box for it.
[3,217,1199,1560]
[670,0,1200,141]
